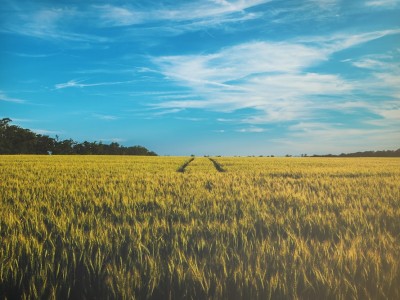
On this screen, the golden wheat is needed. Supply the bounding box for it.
[0,155,399,299]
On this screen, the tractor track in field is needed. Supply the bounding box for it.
[176,157,226,173]
[209,158,226,172]
[176,157,195,173]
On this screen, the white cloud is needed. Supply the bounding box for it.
[351,58,390,69]
[74,68,135,75]
[31,129,61,135]
[155,29,400,89]
[55,79,85,89]
[153,108,184,116]
[10,118,35,123]
[289,122,338,131]
[296,29,400,53]
[365,0,399,7]
[1,6,108,43]
[54,79,135,89]
[374,73,400,88]
[150,99,211,110]
[176,117,204,121]
[217,118,236,122]
[151,41,337,118]
[92,114,119,121]
[11,52,56,58]
[343,52,400,104]
[369,101,400,122]
[268,0,343,26]
[150,29,400,126]
[1,0,269,45]
[237,127,266,132]
[94,0,269,28]
[330,100,400,127]
[246,73,351,95]
[94,5,145,27]
[0,91,26,103]
[309,0,341,10]
[154,41,327,86]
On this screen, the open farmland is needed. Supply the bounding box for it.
[1,156,400,299]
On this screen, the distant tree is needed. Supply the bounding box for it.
[0,117,12,127]
[0,118,157,156]
[35,134,56,154]
[0,118,37,153]
[313,149,400,157]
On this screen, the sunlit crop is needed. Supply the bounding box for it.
[1,155,399,299]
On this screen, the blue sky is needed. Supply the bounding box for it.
[1,0,399,156]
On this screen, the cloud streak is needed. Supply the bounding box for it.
[1,5,108,43]
[92,114,120,121]
[1,0,271,44]
[237,127,266,133]
[94,0,270,27]
[150,29,400,125]
[31,129,62,135]
[0,91,26,103]
[54,79,135,89]
[365,0,399,7]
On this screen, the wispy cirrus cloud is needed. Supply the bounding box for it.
[94,0,270,27]
[153,41,327,85]
[295,29,400,53]
[54,79,135,89]
[2,0,398,47]
[1,0,271,44]
[0,4,108,43]
[151,29,400,123]
[237,127,266,133]
[151,29,400,132]
[92,113,120,121]
[154,29,400,90]
[269,0,342,25]
[9,118,36,123]
[153,108,184,116]
[0,91,26,103]
[349,53,399,73]
[31,128,62,135]
[346,52,400,102]
[94,5,145,27]
[351,58,391,69]
[365,0,399,7]
[7,52,57,58]
[74,68,135,75]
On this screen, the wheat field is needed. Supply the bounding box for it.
[1,155,399,299]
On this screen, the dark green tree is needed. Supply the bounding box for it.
[0,118,157,156]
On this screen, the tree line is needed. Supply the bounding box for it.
[0,118,157,156]
[311,149,400,157]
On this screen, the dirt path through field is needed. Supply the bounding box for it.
[176,157,195,172]
[208,158,226,172]
[177,157,226,173]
